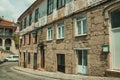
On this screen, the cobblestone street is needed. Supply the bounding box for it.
[0,62,120,80]
[0,62,40,80]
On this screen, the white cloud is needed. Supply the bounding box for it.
[0,0,36,22]
[0,0,17,21]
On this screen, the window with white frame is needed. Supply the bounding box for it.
[75,16,87,36]
[47,27,53,40]
[57,23,64,39]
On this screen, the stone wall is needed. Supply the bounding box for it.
[39,5,109,76]
[19,0,120,77]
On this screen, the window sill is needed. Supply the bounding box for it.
[56,38,64,40]
[46,39,53,43]
[75,34,87,37]
[57,5,65,10]
[47,11,53,15]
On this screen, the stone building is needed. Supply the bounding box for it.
[0,18,18,61]
[18,0,120,77]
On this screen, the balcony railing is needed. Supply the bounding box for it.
[5,44,11,47]
[0,32,14,36]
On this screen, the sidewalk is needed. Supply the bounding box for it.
[11,66,120,80]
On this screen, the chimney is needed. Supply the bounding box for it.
[2,16,4,19]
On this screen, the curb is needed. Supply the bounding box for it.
[11,66,73,80]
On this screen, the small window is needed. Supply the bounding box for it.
[0,28,4,35]
[24,36,26,45]
[47,27,53,40]
[0,38,2,46]
[57,0,66,9]
[75,16,87,36]
[5,39,11,46]
[24,17,27,28]
[57,22,64,39]
[35,8,39,22]
[29,13,32,26]
[28,53,30,64]
[33,32,37,44]
[111,10,120,29]
[6,47,10,51]
[29,34,31,45]
[47,0,54,14]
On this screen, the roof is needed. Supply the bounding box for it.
[0,18,17,27]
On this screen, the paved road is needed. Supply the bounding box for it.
[0,62,40,80]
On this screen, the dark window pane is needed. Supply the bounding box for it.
[111,10,120,28]
[57,0,66,8]
[47,0,54,14]
[78,50,82,65]
[28,53,30,64]
[83,50,87,66]
[35,8,39,22]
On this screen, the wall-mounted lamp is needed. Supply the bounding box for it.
[32,31,37,37]
[102,43,109,53]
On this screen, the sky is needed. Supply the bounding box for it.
[0,0,36,22]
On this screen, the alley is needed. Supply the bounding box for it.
[0,62,40,80]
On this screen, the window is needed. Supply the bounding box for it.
[47,0,54,14]
[5,29,12,36]
[57,0,66,9]
[5,39,11,46]
[28,34,31,45]
[29,13,32,26]
[33,32,37,44]
[6,47,10,51]
[0,38,2,46]
[20,21,23,31]
[35,8,39,22]
[75,16,87,36]
[24,36,26,45]
[57,22,64,39]
[0,28,3,35]
[111,10,120,29]
[28,53,30,64]
[57,54,65,72]
[77,50,88,66]
[47,27,53,40]
[24,17,27,28]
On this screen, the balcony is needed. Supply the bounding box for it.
[0,32,14,37]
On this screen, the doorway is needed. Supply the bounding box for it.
[77,50,88,74]
[111,10,120,69]
[34,53,37,69]
[40,45,45,68]
[23,52,26,68]
[57,54,65,73]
